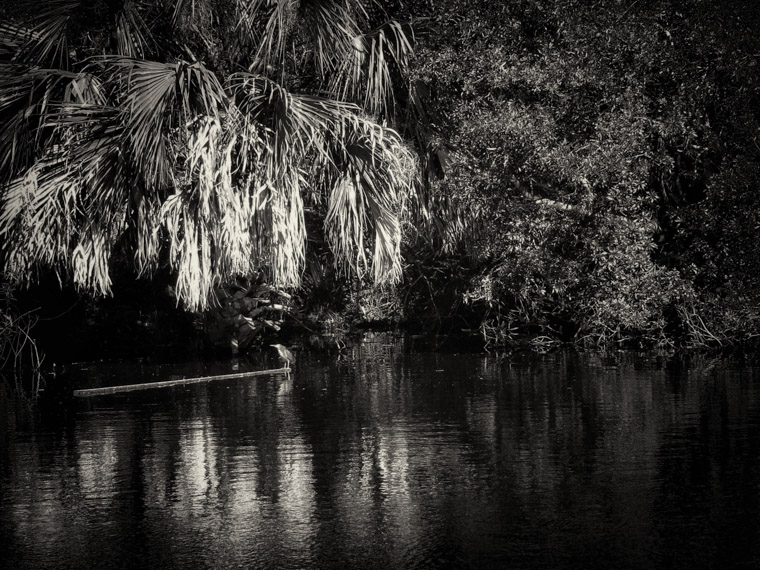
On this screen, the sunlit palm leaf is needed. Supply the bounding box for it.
[299,0,363,79]
[212,122,258,277]
[325,171,368,274]
[1,0,421,309]
[0,64,77,180]
[1,165,67,283]
[133,192,162,277]
[1,152,83,284]
[332,120,415,283]
[99,56,225,188]
[162,192,215,311]
[230,71,415,284]
[332,19,415,117]
[230,72,347,174]
[2,102,131,294]
[365,170,403,283]
[163,109,263,310]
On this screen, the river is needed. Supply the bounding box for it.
[1,338,759,569]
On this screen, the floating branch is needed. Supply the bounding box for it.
[72,367,289,397]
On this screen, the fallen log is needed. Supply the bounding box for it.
[72,367,290,397]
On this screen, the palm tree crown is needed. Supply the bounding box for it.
[0,0,420,310]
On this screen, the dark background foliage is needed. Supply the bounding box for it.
[398,0,760,349]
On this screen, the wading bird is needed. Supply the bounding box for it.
[271,344,295,370]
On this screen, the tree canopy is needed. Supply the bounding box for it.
[0,0,419,311]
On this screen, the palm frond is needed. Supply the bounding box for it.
[268,168,308,287]
[115,0,154,59]
[102,55,226,175]
[326,116,416,283]
[230,72,351,170]
[230,71,416,285]
[18,0,79,69]
[325,171,369,275]
[0,22,36,59]
[0,64,78,180]
[299,0,363,79]
[242,0,300,72]
[162,191,215,311]
[63,72,107,105]
[162,110,263,309]
[133,192,162,277]
[1,102,131,294]
[118,57,177,187]
[101,56,226,295]
[332,19,415,117]
[177,59,226,121]
[1,157,80,286]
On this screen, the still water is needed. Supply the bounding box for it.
[1,340,759,569]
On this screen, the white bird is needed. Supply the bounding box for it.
[270,344,295,370]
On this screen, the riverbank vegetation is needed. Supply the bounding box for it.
[399,0,760,350]
[1,0,759,375]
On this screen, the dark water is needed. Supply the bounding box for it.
[1,341,759,569]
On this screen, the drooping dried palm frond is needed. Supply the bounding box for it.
[230,71,415,286]
[1,101,130,294]
[331,19,415,118]
[0,0,422,310]
[326,114,416,283]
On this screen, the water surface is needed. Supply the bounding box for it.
[1,342,759,569]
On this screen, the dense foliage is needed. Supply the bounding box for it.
[400,0,760,349]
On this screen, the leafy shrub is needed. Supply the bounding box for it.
[402,0,758,348]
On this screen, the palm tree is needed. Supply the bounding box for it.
[0,0,420,311]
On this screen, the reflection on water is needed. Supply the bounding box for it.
[1,342,760,569]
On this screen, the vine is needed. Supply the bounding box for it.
[0,281,45,397]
